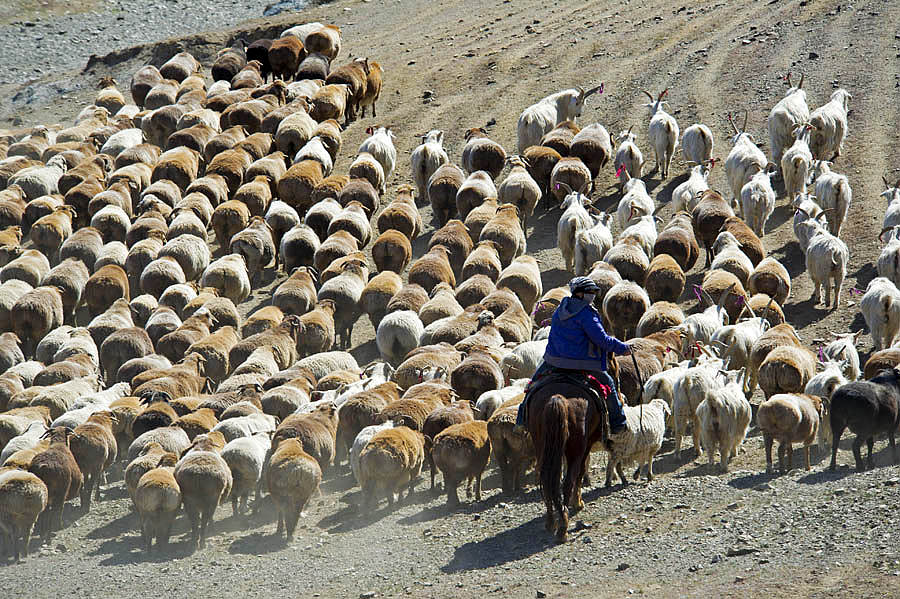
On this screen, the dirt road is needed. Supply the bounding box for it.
[4,0,900,596]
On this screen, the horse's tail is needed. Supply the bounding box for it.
[540,394,569,505]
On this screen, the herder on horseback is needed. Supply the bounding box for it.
[517,275,632,436]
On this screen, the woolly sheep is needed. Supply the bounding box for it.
[604,399,670,486]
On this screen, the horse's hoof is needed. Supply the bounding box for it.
[555,530,568,544]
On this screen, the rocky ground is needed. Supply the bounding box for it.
[3,0,900,596]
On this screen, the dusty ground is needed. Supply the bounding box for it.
[4,0,900,596]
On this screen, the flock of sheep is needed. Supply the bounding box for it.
[0,15,898,561]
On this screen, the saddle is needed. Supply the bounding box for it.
[517,366,611,426]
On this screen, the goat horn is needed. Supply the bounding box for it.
[880,226,896,242]
[717,282,736,312]
[578,180,592,195]
[658,88,669,101]
[798,73,805,89]
[555,181,573,194]
[884,175,891,189]
[742,110,749,133]
[642,90,655,101]
[627,124,634,135]
[895,177,900,189]
[741,297,756,320]
[699,286,716,307]
[577,86,585,98]
[584,83,604,97]
[762,298,773,324]
[727,112,740,136]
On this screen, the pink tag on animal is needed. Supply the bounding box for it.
[615,164,625,178]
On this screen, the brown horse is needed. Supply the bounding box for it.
[527,380,607,542]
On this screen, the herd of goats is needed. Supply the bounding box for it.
[0,18,898,557]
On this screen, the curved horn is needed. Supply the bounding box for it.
[785,72,793,87]
[627,124,634,135]
[555,181,573,195]
[798,73,805,89]
[717,282,736,313]
[577,86,585,98]
[642,90,655,101]
[884,175,891,189]
[658,88,669,101]
[584,83,604,97]
[761,297,774,326]
[742,110,749,133]
[880,226,896,242]
[578,180,592,195]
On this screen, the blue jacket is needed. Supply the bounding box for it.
[542,296,629,372]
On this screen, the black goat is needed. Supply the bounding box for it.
[830,368,900,471]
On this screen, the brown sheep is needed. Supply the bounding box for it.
[30,205,76,262]
[0,468,48,562]
[211,200,251,250]
[759,346,817,400]
[69,411,117,511]
[450,347,503,402]
[267,438,321,540]
[242,305,285,338]
[496,255,543,314]
[279,160,324,216]
[325,58,369,123]
[273,266,317,316]
[132,452,181,552]
[310,84,351,123]
[376,185,421,241]
[151,146,201,193]
[157,311,216,365]
[270,403,338,471]
[371,229,412,275]
[11,286,64,358]
[455,274,496,309]
[173,436,233,550]
[757,393,821,473]
[722,215,766,267]
[28,427,83,538]
[409,245,456,295]
[487,404,534,494]
[691,190,734,268]
[2,248,50,288]
[268,36,306,81]
[428,163,466,227]
[645,253,686,304]
[359,60,383,118]
[479,203,525,268]
[298,299,336,357]
[233,175,273,217]
[358,426,424,508]
[464,197,499,246]
[99,326,153,384]
[317,257,369,349]
[360,271,402,330]
[131,65,163,108]
[461,128,507,180]
[82,264,129,318]
[304,24,342,59]
[429,219,473,279]
[421,401,475,489]
[430,420,491,507]
[419,282,464,327]
[206,147,254,196]
[230,216,276,282]
[229,315,302,374]
[386,283,430,316]
[335,381,403,464]
[186,325,241,386]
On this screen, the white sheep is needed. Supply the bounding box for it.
[613,127,644,182]
[410,130,449,202]
[8,155,68,200]
[767,73,809,167]
[809,89,851,161]
[221,432,271,514]
[574,211,614,276]
[376,310,424,367]
[0,421,46,464]
[499,340,546,383]
[740,165,777,237]
[878,225,900,288]
[861,277,900,350]
[474,379,529,421]
[672,162,711,213]
[516,84,603,153]
[556,184,596,273]
[294,136,333,176]
[710,316,769,372]
[358,126,397,181]
[100,128,144,158]
[642,89,679,179]
[696,370,752,472]
[680,123,714,167]
[212,413,278,444]
[724,111,767,208]
[603,398,670,486]
[804,360,848,450]
[296,351,359,380]
[810,160,852,237]
[641,361,689,413]
[711,231,754,286]
[672,357,723,458]
[350,420,397,487]
[781,122,815,201]
[497,155,541,230]
[615,176,654,231]
[804,217,849,309]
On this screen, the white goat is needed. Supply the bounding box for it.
[672,162,712,213]
[616,214,659,260]
[680,287,732,351]
[556,183,596,273]
[516,84,603,153]
[696,370,752,472]
[710,314,770,372]
[613,127,644,183]
[410,130,449,202]
[358,126,397,180]
[881,177,900,230]
[781,122,815,201]
[680,123,714,167]
[809,89,851,161]
[805,359,848,450]
[642,89,679,179]
[615,175,654,231]
[792,196,824,254]
[740,164,777,237]
[603,399,670,486]
[672,355,724,458]
[498,155,542,230]
[860,277,900,350]
[808,160,852,237]
[724,111,767,208]
[804,216,849,309]
[823,330,862,382]
[767,72,809,167]
[877,225,900,287]
[574,211,614,276]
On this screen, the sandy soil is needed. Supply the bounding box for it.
[4,0,900,596]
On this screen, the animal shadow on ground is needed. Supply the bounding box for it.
[441,516,552,573]
[767,202,796,232]
[652,171,689,206]
[86,510,139,540]
[798,442,900,483]
[228,530,290,556]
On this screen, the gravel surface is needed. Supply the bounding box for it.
[0,0,300,85]
[3,0,900,596]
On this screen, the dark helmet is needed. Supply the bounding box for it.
[569,276,601,295]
